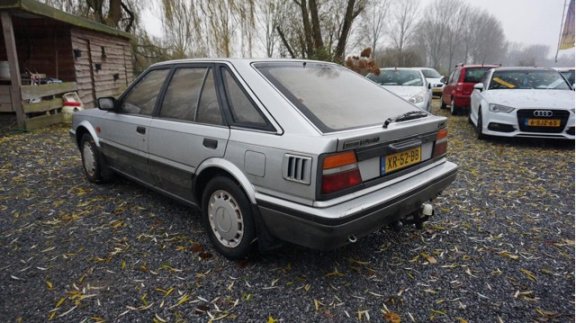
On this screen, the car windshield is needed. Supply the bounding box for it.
[421,69,441,78]
[367,69,424,86]
[464,67,491,83]
[254,62,417,133]
[488,70,571,90]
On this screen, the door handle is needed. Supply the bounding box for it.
[136,126,146,134]
[203,138,218,149]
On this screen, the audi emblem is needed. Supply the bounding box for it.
[533,110,553,117]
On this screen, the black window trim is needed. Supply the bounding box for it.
[217,65,275,132]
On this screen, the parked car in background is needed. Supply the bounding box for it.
[470,67,575,139]
[555,67,575,86]
[367,68,432,111]
[415,67,445,97]
[441,64,499,115]
[70,59,458,259]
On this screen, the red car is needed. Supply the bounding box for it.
[441,64,498,115]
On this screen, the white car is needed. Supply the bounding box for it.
[367,68,432,111]
[470,67,575,139]
[415,67,445,97]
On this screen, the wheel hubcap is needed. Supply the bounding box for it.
[208,190,244,248]
[82,143,96,177]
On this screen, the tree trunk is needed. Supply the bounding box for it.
[333,0,361,63]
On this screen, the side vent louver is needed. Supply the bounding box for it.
[282,154,312,184]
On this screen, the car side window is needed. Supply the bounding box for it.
[221,68,269,128]
[448,71,456,84]
[120,69,169,115]
[196,69,224,125]
[453,70,461,84]
[159,68,208,121]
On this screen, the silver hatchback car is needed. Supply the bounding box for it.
[70,59,458,259]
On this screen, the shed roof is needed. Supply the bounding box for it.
[0,0,132,40]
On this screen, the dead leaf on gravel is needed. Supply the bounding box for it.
[383,311,401,323]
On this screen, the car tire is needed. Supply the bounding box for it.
[80,133,112,183]
[202,176,256,260]
[440,98,447,109]
[476,110,485,139]
[450,98,457,115]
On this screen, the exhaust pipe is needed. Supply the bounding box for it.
[348,235,358,243]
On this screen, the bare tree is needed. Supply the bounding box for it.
[388,0,420,66]
[161,0,206,58]
[277,0,366,62]
[356,0,391,57]
[258,0,284,57]
[468,10,506,64]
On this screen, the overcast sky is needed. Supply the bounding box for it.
[458,0,570,56]
[143,0,574,58]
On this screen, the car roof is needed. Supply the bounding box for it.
[149,58,338,68]
[460,64,499,68]
[491,67,557,72]
[379,67,422,71]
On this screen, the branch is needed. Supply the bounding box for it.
[276,26,296,58]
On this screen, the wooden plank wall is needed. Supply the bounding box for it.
[71,28,133,108]
[0,85,12,112]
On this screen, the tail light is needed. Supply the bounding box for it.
[321,151,362,194]
[433,128,448,157]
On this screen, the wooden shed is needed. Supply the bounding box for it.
[0,0,133,130]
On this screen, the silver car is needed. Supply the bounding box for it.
[70,59,458,259]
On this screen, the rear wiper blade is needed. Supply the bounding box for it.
[383,110,428,128]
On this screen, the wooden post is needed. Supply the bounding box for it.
[1,12,25,129]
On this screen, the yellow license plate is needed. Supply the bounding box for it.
[527,119,561,127]
[383,146,422,174]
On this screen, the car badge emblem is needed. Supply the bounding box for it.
[533,110,553,117]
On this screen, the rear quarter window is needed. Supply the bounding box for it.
[464,68,491,83]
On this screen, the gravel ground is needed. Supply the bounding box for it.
[0,100,574,322]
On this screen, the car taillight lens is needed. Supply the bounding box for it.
[433,128,448,157]
[321,151,362,194]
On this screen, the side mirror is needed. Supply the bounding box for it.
[98,97,117,111]
[428,83,432,90]
[474,83,484,92]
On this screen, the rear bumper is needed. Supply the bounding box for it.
[453,95,470,109]
[256,161,458,250]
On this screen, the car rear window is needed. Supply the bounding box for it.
[421,69,441,78]
[463,67,491,83]
[367,69,423,86]
[254,62,417,133]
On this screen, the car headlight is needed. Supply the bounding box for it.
[489,104,515,113]
[408,94,424,104]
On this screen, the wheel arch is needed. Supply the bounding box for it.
[74,121,100,149]
[195,158,257,205]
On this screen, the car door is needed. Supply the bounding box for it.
[147,65,230,202]
[99,68,170,184]
[442,69,459,106]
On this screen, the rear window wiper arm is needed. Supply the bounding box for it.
[383,110,428,128]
